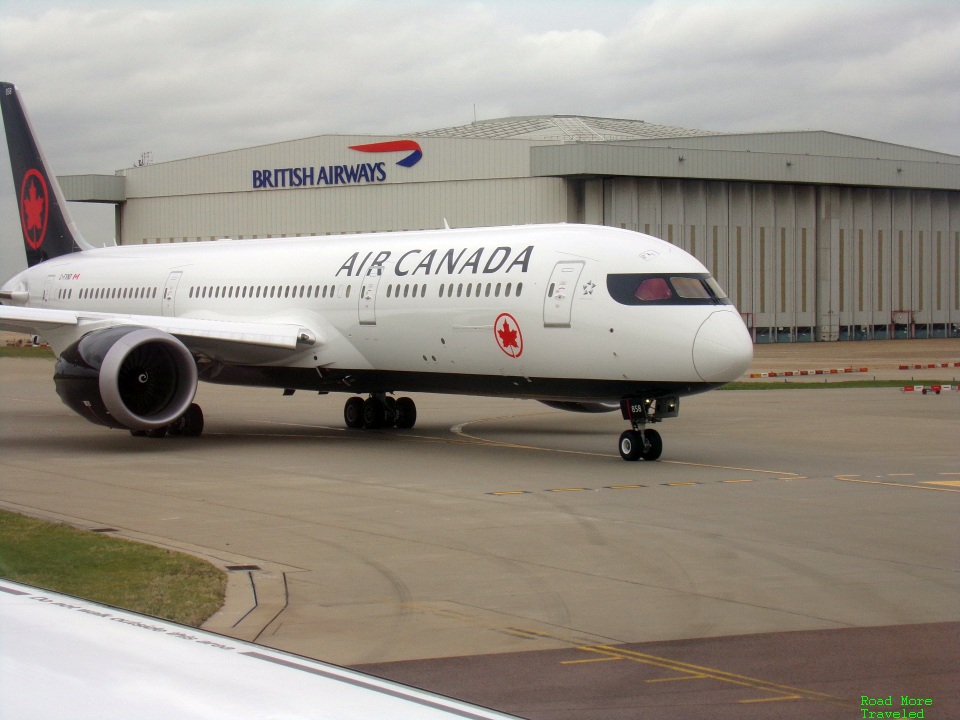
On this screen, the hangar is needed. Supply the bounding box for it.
[61,115,960,342]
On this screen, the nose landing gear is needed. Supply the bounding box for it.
[618,395,678,462]
[618,428,662,461]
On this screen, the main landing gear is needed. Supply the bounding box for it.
[617,395,679,462]
[343,394,417,430]
[130,403,204,439]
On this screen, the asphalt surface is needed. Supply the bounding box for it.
[1,339,958,719]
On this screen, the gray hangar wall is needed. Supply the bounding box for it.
[599,178,960,341]
[117,136,567,242]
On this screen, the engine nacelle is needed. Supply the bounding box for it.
[54,327,198,431]
[538,400,620,414]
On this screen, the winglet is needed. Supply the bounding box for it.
[1,82,92,267]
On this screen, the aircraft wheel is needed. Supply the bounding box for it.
[395,397,417,429]
[383,397,398,428]
[362,397,386,429]
[344,396,364,428]
[640,428,663,461]
[167,403,204,437]
[618,430,643,461]
[181,404,204,437]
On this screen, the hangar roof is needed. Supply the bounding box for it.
[410,115,720,142]
[614,130,960,164]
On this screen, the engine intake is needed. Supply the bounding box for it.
[54,327,198,430]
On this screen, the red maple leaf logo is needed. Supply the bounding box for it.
[23,181,45,231]
[498,320,518,349]
[20,169,49,250]
[495,313,523,358]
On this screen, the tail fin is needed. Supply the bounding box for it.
[1,82,91,267]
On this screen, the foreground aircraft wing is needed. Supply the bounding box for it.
[0,305,317,352]
[0,579,519,719]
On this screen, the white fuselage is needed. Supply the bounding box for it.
[2,223,752,401]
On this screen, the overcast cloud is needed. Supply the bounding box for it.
[2,0,958,279]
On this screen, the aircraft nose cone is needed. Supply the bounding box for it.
[693,311,753,383]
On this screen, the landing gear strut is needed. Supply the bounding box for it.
[343,394,417,430]
[617,396,678,461]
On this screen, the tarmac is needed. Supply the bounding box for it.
[1,338,958,719]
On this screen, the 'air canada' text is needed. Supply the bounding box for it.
[336,246,534,278]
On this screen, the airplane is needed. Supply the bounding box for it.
[0,578,520,719]
[0,81,753,461]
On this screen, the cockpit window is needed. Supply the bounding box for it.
[607,273,732,306]
[635,277,672,302]
[670,276,711,299]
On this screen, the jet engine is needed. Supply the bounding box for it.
[54,327,198,431]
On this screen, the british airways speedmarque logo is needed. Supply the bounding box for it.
[20,168,49,250]
[349,140,423,168]
[251,139,423,190]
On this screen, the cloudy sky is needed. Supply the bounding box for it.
[2,0,958,279]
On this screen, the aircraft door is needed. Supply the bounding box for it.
[359,265,383,325]
[162,271,182,316]
[543,261,584,328]
[43,274,56,305]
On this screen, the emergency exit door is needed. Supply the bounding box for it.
[162,271,182,316]
[543,261,584,328]
[359,265,383,325]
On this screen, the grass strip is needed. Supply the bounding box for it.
[0,345,54,358]
[0,509,225,626]
[721,379,957,390]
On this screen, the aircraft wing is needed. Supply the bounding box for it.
[0,579,519,719]
[0,305,317,352]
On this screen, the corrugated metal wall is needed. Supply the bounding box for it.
[603,178,960,340]
[122,177,568,241]
[119,135,565,241]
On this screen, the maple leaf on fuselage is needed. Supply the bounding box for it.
[23,181,45,230]
[498,320,519,349]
